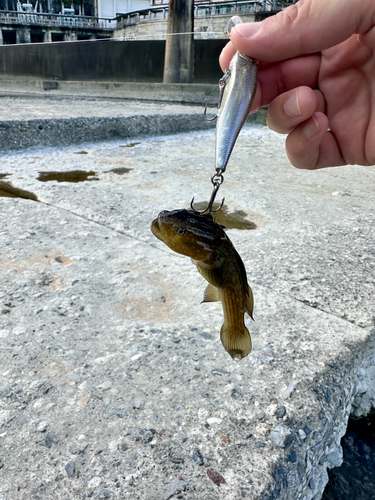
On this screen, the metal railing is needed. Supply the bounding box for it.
[116,1,280,29]
[0,10,115,30]
[0,1,282,33]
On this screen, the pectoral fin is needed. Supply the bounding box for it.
[202,284,220,303]
[246,285,254,320]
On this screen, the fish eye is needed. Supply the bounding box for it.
[177,228,186,235]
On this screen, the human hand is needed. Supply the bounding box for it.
[220,0,375,169]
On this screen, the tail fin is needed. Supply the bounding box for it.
[220,324,252,360]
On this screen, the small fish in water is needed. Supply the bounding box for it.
[151,209,254,360]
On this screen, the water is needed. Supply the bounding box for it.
[0,181,38,201]
[322,413,375,500]
[38,170,98,182]
[190,202,257,230]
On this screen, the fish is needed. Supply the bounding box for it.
[151,209,254,360]
[215,16,258,172]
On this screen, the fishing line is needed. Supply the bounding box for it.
[112,31,224,41]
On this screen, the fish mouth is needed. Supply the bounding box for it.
[150,217,165,243]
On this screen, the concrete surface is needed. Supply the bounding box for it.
[0,80,219,104]
[0,95,217,150]
[0,97,374,500]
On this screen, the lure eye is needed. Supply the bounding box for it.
[177,228,186,236]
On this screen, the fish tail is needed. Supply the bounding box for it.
[220,324,252,360]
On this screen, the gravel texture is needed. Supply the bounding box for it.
[0,102,374,500]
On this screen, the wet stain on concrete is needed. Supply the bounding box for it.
[119,142,141,148]
[191,202,258,230]
[38,171,98,182]
[106,167,133,175]
[0,181,38,201]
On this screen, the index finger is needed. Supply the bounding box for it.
[220,42,321,111]
[256,54,321,109]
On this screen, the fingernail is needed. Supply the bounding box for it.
[302,116,320,138]
[284,91,301,117]
[233,22,261,39]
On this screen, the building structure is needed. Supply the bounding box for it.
[114,0,281,41]
[98,0,150,20]
[0,0,286,44]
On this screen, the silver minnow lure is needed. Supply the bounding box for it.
[215,16,259,172]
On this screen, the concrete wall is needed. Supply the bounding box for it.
[0,38,227,83]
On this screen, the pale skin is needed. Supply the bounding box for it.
[219,0,375,169]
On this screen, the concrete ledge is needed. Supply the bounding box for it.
[0,114,216,150]
[0,79,220,104]
[0,125,374,499]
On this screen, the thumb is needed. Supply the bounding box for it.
[230,0,375,61]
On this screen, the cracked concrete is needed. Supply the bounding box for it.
[0,97,374,500]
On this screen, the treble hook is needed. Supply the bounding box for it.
[190,171,225,215]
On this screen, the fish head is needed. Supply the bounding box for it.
[151,209,225,261]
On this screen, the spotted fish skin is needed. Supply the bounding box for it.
[151,209,253,360]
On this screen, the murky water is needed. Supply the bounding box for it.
[38,171,98,182]
[0,181,38,200]
[106,167,133,175]
[322,413,375,500]
[190,202,257,230]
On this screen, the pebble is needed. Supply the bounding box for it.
[270,425,292,448]
[37,421,48,432]
[44,433,59,448]
[65,460,75,478]
[298,429,307,440]
[133,397,145,410]
[88,477,102,488]
[192,448,204,466]
[207,468,226,487]
[207,417,222,425]
[326,450,342,467]
[277,406,286,419]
